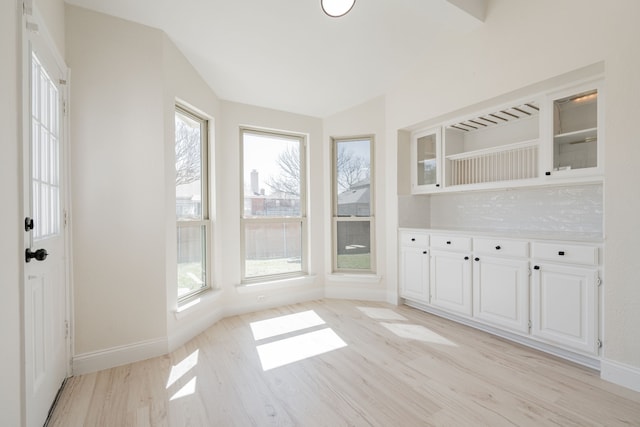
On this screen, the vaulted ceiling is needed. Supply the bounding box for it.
[64,0,486,117]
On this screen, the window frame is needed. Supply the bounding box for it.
[175,104,211,302]
[331,135,375,274]
[240,127,308,284]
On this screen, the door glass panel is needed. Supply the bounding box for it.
[417,133,437,186]
[31,52,60,241]
[553,90,597,171]
[336,221,371,270]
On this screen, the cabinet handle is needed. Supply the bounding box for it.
[446,241,451,245]
[411,238,415,242]
[423,251,427,255]
[495,245,501,250]
[464,256,469,260]
[474,257,480,261]
[545,171,551,176]
[558,251,565,256]
[534,265,540,270]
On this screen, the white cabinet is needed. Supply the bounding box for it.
[543,80,603,179]
[472,238,530,334]
[531,263,599,355]
[410,127,441,194]
[430,249,472,316]
[531,241,600,355]
[399,231,429,302]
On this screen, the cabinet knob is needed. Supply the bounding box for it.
[464,256,469,260]
[545,171,551,176]
[423,251,427,255]
[474,257,480,261]
[411,238,415,242]
[436,184,440,187]
[534,265,540,270]
[446,241,451,245]
[558,251,565,256]
[495,245,501,250]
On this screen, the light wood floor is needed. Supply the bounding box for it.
[50,299,640,426]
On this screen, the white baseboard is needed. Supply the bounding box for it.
[73,337,168,376]
[601,359,640,392]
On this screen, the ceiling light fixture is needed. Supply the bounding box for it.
[321,0,356,18]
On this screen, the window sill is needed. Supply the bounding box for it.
[326,273,382,284]
[235,274,317,293]
[174,288,224,320]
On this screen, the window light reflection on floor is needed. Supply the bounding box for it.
[250,310,326,341]
[166,349,199,389]
[170,377,197,401]
[381,322,458,347]
[357,306,409,321]
[256,328,347,371]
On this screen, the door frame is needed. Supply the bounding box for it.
[20,0,73,420]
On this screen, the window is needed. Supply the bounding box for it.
[175,106,210,300]
[332,137,374,273]
[241,129,307,282]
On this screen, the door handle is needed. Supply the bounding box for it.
[25,248,48,263]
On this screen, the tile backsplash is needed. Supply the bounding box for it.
[429,184,603,235]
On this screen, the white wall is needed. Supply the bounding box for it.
[161,34,224,349]
[216,101,325,314]
[1,1,23,424]
[384,0,640,383]
[323,97,392,302]
[66,6,167,356]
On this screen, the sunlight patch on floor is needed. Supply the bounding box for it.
[256,328,347,371]
[170,377,197,401]
[381,322,458,346]
[167,349,199,389]
[250,310,326,341]
[357,306,408,321]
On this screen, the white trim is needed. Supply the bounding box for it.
[324,285,388,302]
[600,359,640,392]
[235,274,317,293]
[72,338,168,375]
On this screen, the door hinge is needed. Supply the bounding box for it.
[23,0,33,16]
[528,320,532,330]
[63,209,68,227]
[528,268,532,277]
[596,277,602,287]
[62,100,67,116]
[65,320,69,339]
[597,338,602,349]
[59,79,67,85]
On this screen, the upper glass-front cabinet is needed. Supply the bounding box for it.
[547,80,603,177]
[411,127,441,193]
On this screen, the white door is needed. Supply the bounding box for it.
[430,250,472,316]
[531,263,598,355]
[472,256,529,333]
[23,18,69,427]
[399,245,429,302]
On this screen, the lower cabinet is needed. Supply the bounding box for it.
[398,229,601,359]
[430,250,472,316]
[472,256,530,334]
[399,245,429,302]
[531,263,599,355]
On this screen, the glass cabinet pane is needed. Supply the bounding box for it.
[553,89,598,171]
[417,133,437,186]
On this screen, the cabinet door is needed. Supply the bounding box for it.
[430,250,472,316]
[399,246,429,302]
[542,80,603,179]
[473,257,529,333]
[411,127,441,194]
[531,263,598,354]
